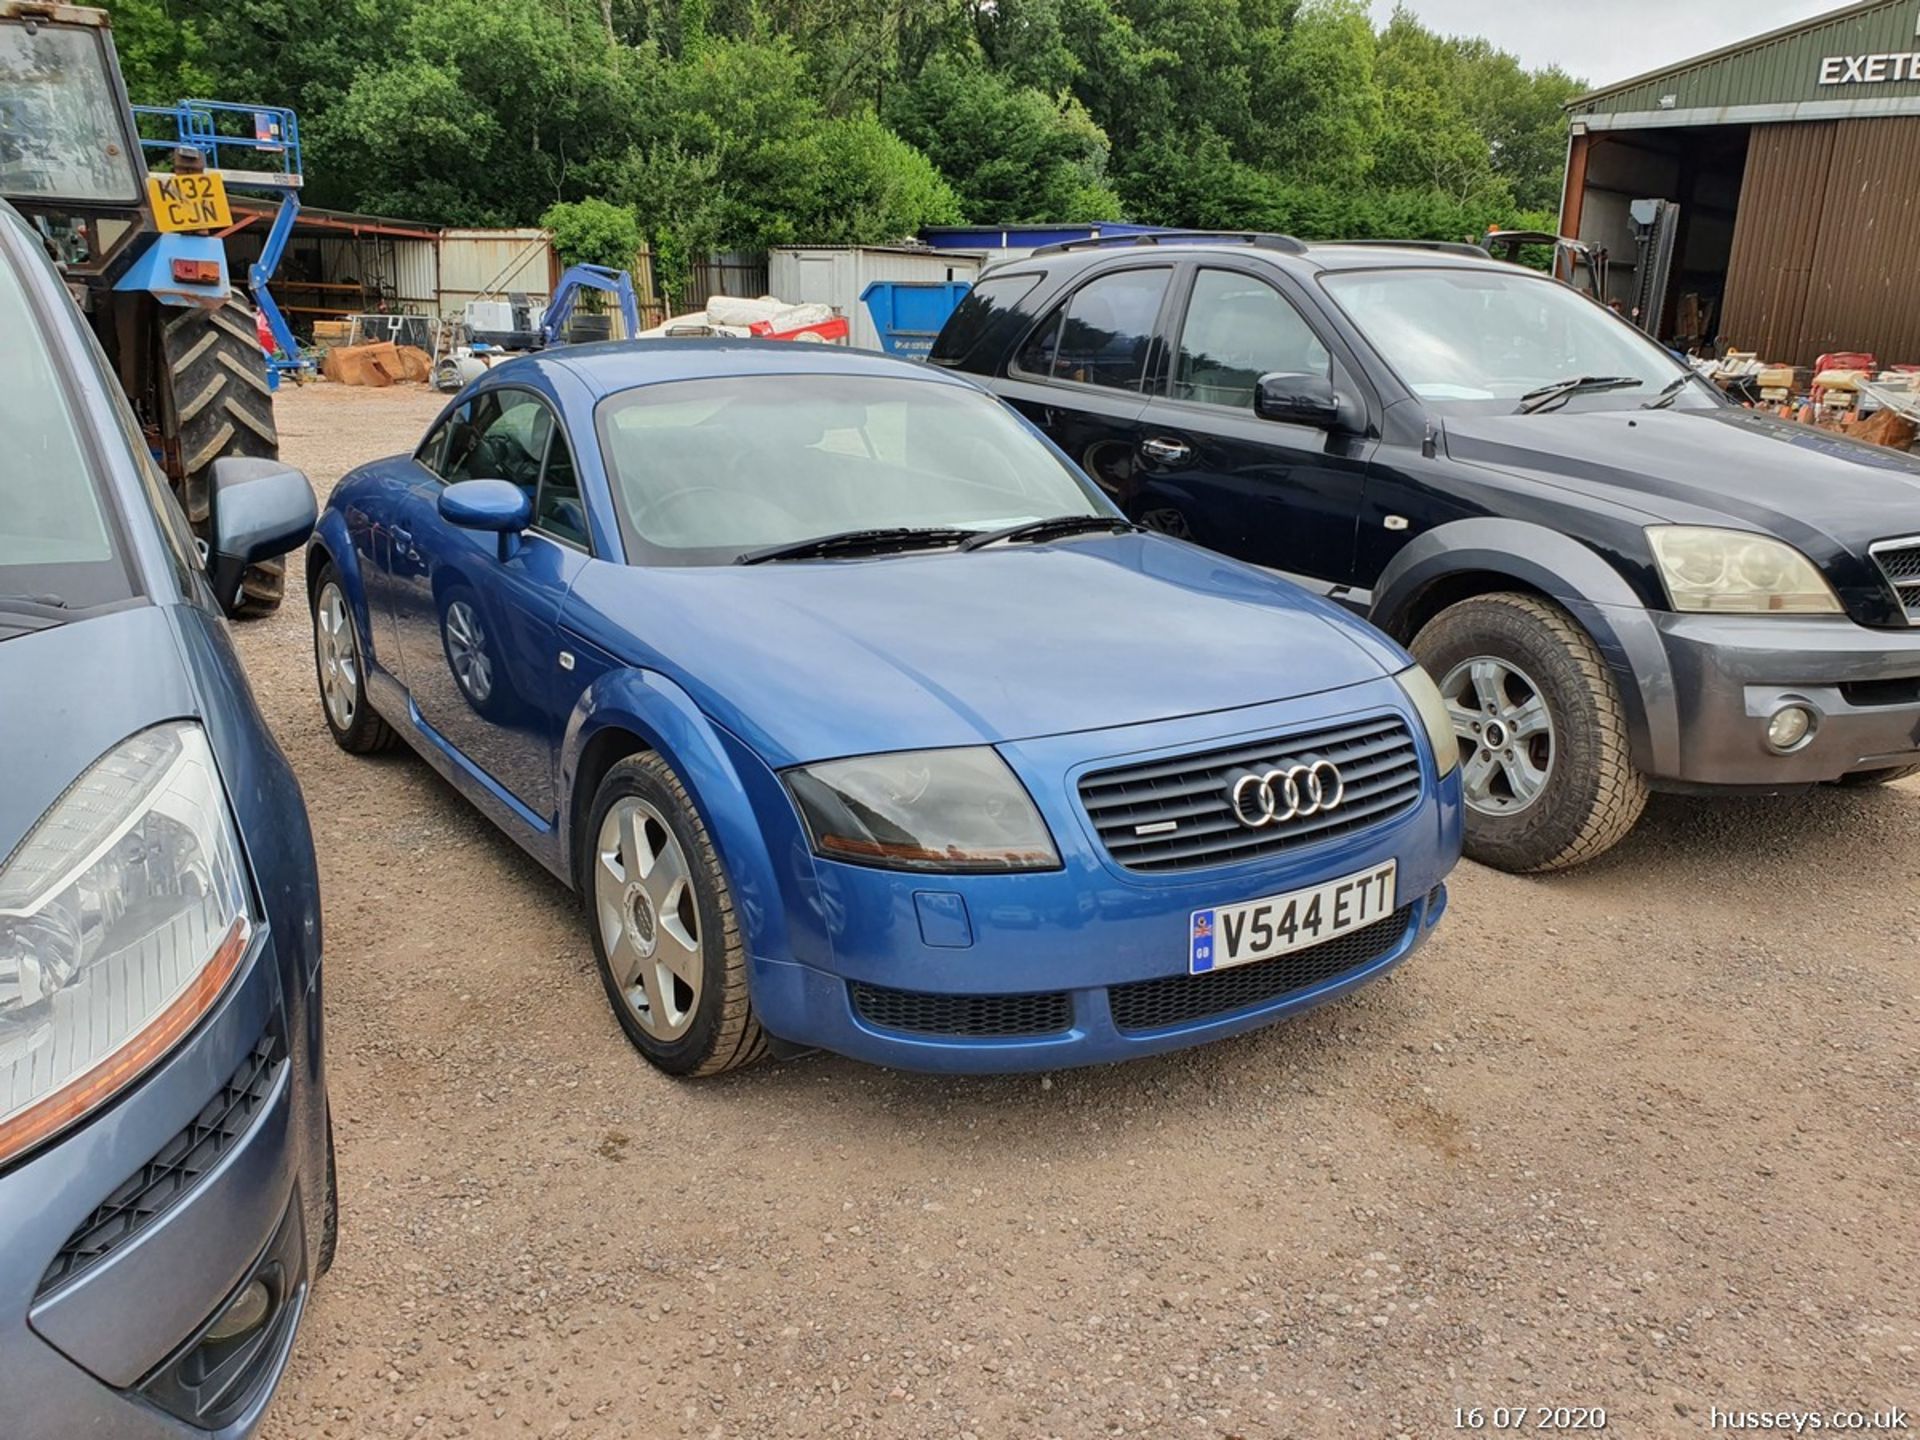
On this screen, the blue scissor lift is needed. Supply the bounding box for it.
[132,100,311,382]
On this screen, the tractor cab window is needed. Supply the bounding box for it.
[0,22,143,203]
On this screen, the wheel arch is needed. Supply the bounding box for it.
[1371,518,1679,776]
[304,517,381,662]
[559,670,795,969]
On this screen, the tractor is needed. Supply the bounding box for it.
[1,2,303,616]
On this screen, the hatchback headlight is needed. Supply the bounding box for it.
[786,747,1061,872]
[1395,663,1460,776]
[0,723,251,1165]
[1647,526,1842,614]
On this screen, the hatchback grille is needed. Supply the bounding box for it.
[1078,714,1422,873]
[851,982,1072,1038]
[1871,537,1920,624]
[36,1036,282,1299]
[1109,905,1412,1032]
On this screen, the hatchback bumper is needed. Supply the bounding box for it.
[0,933,317,1440]
[748,682,1462,1072]
[1650,612,1920,786]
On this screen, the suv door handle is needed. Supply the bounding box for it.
[1140,437,1191,464]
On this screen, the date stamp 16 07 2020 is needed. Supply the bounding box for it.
[1452,1407,1607,1431]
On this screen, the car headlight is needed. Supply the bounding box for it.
[1395,663,1460,776]
[1647,526,1842,614]
[785,746,1061,872]
[0,723,251,1166]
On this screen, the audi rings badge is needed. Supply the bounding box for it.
[1228,761,1345,828]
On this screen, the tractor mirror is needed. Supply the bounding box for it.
[206,457,316,612]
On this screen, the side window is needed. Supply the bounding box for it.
[417,404,465,479]
[533,425,589,549]
[1172,269,1331,409]
[445,390,549,491]
[1016,267,1170,393]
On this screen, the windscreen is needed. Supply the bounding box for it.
[1321,267,1704,413]
[0,214,133,618]
[596,373,1103,565]
[0,22,142,204]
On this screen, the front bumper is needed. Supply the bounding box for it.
[0,932,318,1439]
[747,682,1462,1072]
[1650,612,1920,786]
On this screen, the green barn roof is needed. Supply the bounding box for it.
[1572,0,1920,126]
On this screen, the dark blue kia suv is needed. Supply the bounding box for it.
[0,199,330,1436]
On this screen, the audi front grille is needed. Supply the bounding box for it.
[1870,536,1920,624]
[1078,713,1423,873]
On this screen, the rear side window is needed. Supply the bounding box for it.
[929,273,1039,366]
[1016,267,1171,393]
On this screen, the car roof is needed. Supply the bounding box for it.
[530,337,982,392]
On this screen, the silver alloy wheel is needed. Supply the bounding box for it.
[444,599,492,703]
[1440,655,1556,816]
[594,796,703,1041]
[314,581,359,732]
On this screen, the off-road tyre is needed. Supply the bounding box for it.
[161,295,284,618]
[317,1110,339,1276]
[1831,764,1920,787]
[1412,592,1648,873]
[311,564,396,754]
[583,753,767,1077]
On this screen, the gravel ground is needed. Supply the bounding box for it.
[245,381,1918,1439]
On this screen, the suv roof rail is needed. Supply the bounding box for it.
[1318,238,1491,259]
[1028,229,1308,258]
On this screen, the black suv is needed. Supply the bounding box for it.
[933,233,1920,872]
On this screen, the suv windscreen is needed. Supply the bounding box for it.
[597,373,1103,566]
[1321,267,1707,414]
[1,216,137,623]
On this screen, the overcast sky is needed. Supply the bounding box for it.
[1367,0,1848,87]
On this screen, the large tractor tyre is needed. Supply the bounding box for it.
[161,295,285,618]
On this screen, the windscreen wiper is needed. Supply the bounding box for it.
[1516,375,1643,414]
[0,592,72,638]
[735,527,974,566]
[958,515,1139,552]
[1640,374,1693,410]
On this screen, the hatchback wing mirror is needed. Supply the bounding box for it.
[207,456,316,613]
[1254,372,1356,431]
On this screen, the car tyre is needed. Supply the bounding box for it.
[1412,592,1647,873]
[582,753,767,1077]
[312,565,396,754]
[1831,764,1920,787]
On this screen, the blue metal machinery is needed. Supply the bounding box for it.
[132,100,309,380]
[539,264,642,346]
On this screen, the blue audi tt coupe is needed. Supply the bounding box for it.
[307,341,1462,1075]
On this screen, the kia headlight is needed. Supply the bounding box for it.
[786,747,1061,872]
[1395,663,1460,777]
[0,723,251,1165]
[1648,526,1842,614]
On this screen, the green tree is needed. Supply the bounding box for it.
[542,197,642,268]
[883,56,1122,224]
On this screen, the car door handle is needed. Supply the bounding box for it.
[391,527,412,549]
[1140,437,1191,464]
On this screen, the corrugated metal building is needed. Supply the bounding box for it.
[437,227,558,320]
[1562,0,1920,364]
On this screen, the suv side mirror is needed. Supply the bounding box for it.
[207,456,316,611]
[1254,372,1348,430]
[440,478,532,560]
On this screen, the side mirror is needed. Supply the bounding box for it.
[207,456,316,613]
[439,478,532,560]
[1254,372,1350,430]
